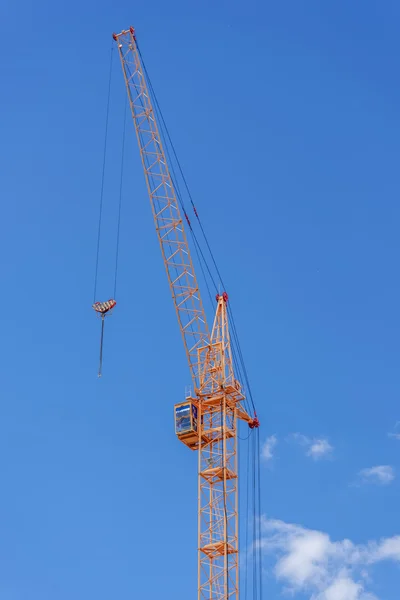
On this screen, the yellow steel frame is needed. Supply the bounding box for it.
[196,295,249,600]
[114,27,253,600]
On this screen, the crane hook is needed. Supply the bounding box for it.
[92,299,116,377]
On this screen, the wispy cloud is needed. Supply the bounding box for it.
[388,422,400,440]
[261,516,400,599]
[261,435,277,462]
[358,466,395,485]
[289,433,333,460]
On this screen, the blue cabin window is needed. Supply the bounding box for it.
[175,404,192,434]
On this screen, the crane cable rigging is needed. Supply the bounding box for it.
[92,44,126,377]
[244,428,263,600]
[137,42,263,598]
[138,43,258,420]
[98,31,263,598]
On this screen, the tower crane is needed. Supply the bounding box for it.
[113,27,260,600]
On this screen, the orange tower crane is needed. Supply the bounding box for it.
[113,27,259,600]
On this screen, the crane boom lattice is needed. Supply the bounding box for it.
[114,27,209,390]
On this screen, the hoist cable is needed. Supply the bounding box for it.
[244,433,250,600]
[134,40,262,600]
[193,236,215,311]
[138,44,257,418]
[252,435,257,599]
[143,52,227,299]
[145,65,218,312]
[228,305,256,414]
[240,431,263,600]
[257,430,263,600]
[191,230,218,294]
[231,343,252,416]
[138,44,225,285]
[98,315,105,378]
[113,93,128,299]
[138,49,225,304]
[93,45,114,304]
[137,45,219,297]
[237,429,254,442]
[137,42,262,599]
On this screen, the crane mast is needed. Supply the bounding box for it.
[113,27,258,600]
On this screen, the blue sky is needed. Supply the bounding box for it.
[1,1,400,599]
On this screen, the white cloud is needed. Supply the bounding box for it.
[374,536,400,561]
[289,433,333,460]
[261,435,277,462]
[359,466,395,485]
[315,576,375,600]
[308,439,334,459]
[261,516,400,600]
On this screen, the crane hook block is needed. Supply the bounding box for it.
[92,299,116,315]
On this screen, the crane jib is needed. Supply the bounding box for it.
[113,27,209,392]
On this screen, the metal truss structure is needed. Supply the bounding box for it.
[113,27,257,600]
